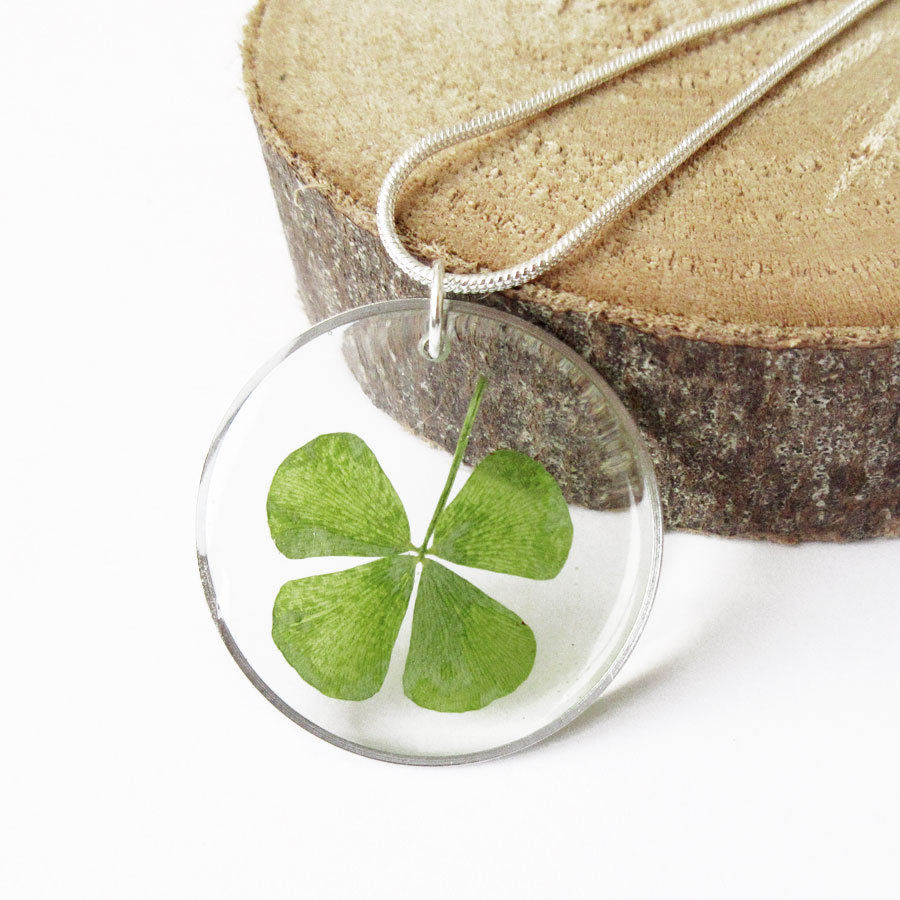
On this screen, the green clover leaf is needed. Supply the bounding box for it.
[267,376,573,712]
[267,432,411,559]
[430,450,573,579]
[273,556,416,701]
[403,560,537,712]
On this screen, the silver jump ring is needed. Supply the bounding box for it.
[425,260,449,361]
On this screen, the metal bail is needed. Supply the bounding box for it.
[426,260,449,361]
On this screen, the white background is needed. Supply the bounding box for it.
[2,1,898,897]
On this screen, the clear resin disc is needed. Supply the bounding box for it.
[197,299,662,764]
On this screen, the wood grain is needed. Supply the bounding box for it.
[243,0,900,540]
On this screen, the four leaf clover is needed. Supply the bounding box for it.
[266,376,573,712]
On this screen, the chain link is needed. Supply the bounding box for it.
[376,0,887,294]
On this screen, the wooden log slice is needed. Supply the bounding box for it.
[242,0,900,541]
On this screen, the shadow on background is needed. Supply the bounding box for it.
[532,532,894,753]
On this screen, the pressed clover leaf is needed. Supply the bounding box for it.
[273,556,416,701]
[267,432,411,558]
[404,560,537,712]
[266,376,573,712]
[430,449,572,579]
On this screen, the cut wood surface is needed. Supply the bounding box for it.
[243,0,900,541]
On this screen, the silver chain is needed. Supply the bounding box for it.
[377,0,887,294]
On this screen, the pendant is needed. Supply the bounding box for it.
[197,298,662,764]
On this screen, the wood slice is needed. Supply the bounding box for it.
[242,0,900,541]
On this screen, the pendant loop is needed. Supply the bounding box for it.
[425,259,449,361]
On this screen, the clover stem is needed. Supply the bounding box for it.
[418,375,488,556]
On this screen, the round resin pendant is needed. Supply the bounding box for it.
[197,299,662,764]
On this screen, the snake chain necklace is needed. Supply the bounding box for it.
[198,0,887,764]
